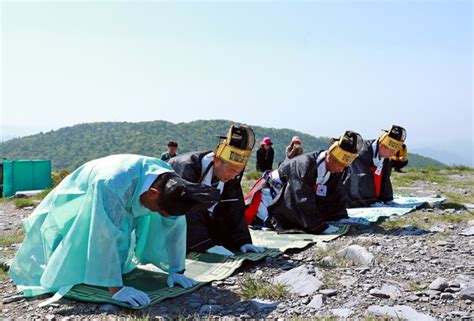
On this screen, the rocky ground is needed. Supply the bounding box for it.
[1,169,473,320]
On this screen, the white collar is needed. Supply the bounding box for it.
[316,151,330,185]
[201,152,225,212]
[372,140,384,167]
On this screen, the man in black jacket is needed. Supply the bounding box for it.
[343,125,407,207]
[169,125,264,256]
[245,131,363,234]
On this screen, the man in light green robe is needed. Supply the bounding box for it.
[8,154,220,307]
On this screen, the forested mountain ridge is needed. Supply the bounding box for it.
[0,120,445,170]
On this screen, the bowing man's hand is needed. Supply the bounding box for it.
[112,286,151,307]
[240,244,265,253]
[167,272,198,289]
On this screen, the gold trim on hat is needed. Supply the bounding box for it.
[380,133,403,151]
[328,143,358,166]
[215,143,252,167]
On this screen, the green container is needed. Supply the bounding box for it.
[2,160,52,198]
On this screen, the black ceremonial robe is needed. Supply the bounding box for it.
[168,151,252,252]
[267,151,348,234]
[343,139,394,208]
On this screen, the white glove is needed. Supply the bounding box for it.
[166,272,198,289]
[206,245,235,256]
[240,243,265,253]
[112,286,150,307]
[322,224,339,234]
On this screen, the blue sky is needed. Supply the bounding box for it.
[1,1,472,165]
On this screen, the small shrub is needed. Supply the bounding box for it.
[238,274,288,300]
[0,228,24,247]
[427,230,453,242]
[407,280,428,292]
[380,216,430,230]
[51,168,73,187]
[443,193,473,207]
[0,270,8,281]
[312,244,354,268]
[35,188,53,201]
[14,198,35,208]
[437,211,474,224]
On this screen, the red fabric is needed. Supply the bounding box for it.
[244,177,266,205]
[244,177,267,225]
[245,190,262,225]
[371,166,382,197]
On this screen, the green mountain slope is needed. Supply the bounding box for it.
[0,120,445,170]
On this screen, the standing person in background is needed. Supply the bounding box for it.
[161,141,178,162]
[391,144,409,173]
[256,136,274,172]
[285,136,304,160]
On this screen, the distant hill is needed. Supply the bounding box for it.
[0,120,445,170]
[411,146,473,167]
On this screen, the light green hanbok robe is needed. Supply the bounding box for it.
[9,154,186,297]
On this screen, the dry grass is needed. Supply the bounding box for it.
[13,198,36,208]
[381,210,474,230]
[312,243,356,268]
[407,280,428,292]
[238,274,289,300]
[0,228,25,248]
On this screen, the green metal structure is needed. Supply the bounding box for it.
[1,160,52,198]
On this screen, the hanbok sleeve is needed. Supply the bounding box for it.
[134,214,186,273]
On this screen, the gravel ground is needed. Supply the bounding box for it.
[1,172,473,320]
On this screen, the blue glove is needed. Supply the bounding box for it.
[322,224,339,234]
[167,272,198,289]
[240,244,265,253]
[206,245,235,256]
[112,286,150,307]
[372,202,386,207]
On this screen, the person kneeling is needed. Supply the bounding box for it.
[343,125,407,207]
[245,131,363,234]
[9,155,221,307]
[169,125,265,257]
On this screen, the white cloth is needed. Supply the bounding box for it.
[201,152,225,213]
[316,151,330,185]
[256,187,273,222]
[256,169,282,222]
[270,169,283,186]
